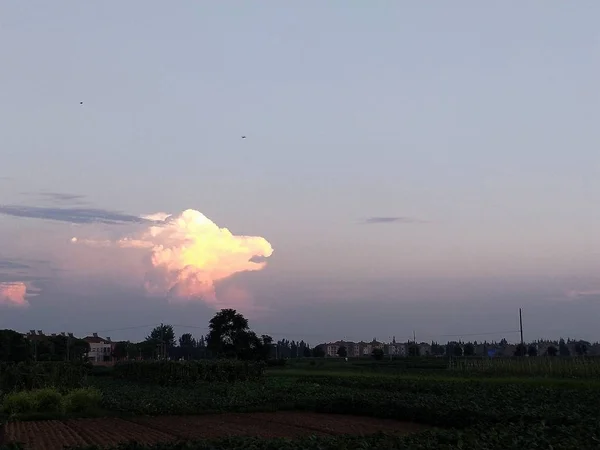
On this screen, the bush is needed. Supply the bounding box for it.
[63,387,102,413]
[2,391,36,415]
[31,388,63,413]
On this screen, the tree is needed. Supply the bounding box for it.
[514,343,527,357]
[547,345,558,357]
[312,346,325,357]
[463,343,475,357]
[559,338,570,356]
[453,345,463,357]
[372,348,384,360]
[408,344,420,357]
[177,333,197,360]
[337,346,347,358]
[179,333,197,348]
[112,341,129,360]
[0,329,31,362]
[575,341,589,356]
[527,345,538,357]
[147,324,175,347]
[207,309,271,360]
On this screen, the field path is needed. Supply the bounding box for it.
[4,412,429,450]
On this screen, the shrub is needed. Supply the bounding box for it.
[31,388,63,413]
[63,387,102,413]
[2,391,35,415]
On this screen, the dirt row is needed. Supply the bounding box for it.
[4,412,429,450]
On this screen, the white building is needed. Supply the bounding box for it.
[84,333,113,364]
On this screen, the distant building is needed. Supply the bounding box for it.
[83,333,113,365]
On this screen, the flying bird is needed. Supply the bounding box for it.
[241,136,246,139]
[80,102,83,105]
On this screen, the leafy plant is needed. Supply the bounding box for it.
[63,387,102,413]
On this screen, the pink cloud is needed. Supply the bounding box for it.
[0,282,30,307]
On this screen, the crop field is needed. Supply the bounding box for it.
[4,413,429,450]
[1,360,600,449]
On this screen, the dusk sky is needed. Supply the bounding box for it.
[1,3,599,344]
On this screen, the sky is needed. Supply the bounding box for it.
[0,2,599,345]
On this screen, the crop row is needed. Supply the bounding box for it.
[90,374,600,428]
[112,360,265,385]
[2,420,598,450]
[450,355,600,378]
[0,362,88,393]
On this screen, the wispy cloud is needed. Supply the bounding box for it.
[567,290,600,300]
[37,192,87,204]
[16,191,88,206]
[361,216,426,224]
[0,260,30,270]
[0,205,150,225]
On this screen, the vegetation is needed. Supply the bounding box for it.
[112,360,265,385]
[206,309,272,360]
[0,361,88,393]
[2,311,600,448]
[2,387,101,416]
[450,355,600,378]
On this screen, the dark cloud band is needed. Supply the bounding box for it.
[0,205,149,225]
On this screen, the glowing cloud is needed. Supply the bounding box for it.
[73,209,273,308]
[0,282,29,307]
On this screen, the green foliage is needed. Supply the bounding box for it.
[88,370,600,430]
[451,356,600,378]
[63,387,102,413]
[463,343,475,356]
[206,309,271,360]
[2,388,62,414]
[147,324,176,347]
[336,346,347,358]
[31,387,63,413]
[371,348,384,360]
[311,347,325,358]
[112,360,265,385]
[2,391,36,415]
[0,330,31,362]
[0,362,88,392]
[2,387,101,416]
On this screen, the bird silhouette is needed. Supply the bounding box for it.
[241,136,246,139]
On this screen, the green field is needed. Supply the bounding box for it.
[2,358,600,449]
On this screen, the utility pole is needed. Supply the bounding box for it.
[160,323,164,360]
[519,308,524,347]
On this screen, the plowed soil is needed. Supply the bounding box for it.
[4,412,429,450]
